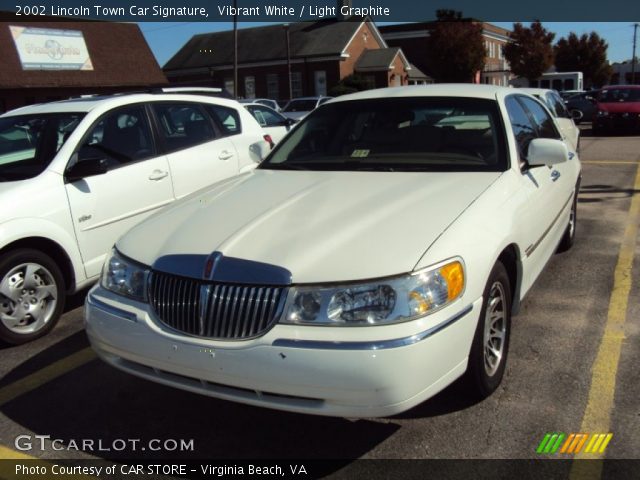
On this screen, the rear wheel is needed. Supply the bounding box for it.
[0,249,65,345]
[464,261,511,399]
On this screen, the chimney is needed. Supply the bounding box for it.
[337,0,352,20]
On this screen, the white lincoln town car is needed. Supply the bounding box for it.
[85,85,581,417]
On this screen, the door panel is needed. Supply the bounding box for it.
[65,105,174,278]
[153,103,241,198]
[66,159,173,278]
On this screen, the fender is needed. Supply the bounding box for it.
[0,217,87,291]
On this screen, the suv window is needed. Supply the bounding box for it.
[78,106,154,167]
[247,106,285,127]
[205,105,241,136]
[519,97,561,139]
[153,103,216,153]
[505,96,537,160]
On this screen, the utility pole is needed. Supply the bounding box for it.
[632,23,638,85]
[233,0,238,98]
[284,23,292,101]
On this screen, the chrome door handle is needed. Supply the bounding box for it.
[148,170,168,181]
[551,170,561,182]
[218,151,234,160]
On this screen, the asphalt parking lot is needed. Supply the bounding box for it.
[0,126,638,467]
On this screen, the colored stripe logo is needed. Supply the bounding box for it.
[536,433,612,454]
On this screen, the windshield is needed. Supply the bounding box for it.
[599,88,640,103]
[260,97,508,172]
[0,113,84,181]
[283,100,318,112]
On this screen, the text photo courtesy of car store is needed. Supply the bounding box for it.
[0,20,168,112]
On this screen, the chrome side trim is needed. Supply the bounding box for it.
[525,193,573,258]
[87,295,137,322]
[271,304,473,351]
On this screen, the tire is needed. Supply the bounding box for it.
[0,249,66,345]
[570,109,583,125]
[557,186,579,253]
[464,261,511,399]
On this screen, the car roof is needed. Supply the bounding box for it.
[1,93,243,117]
[288,97,330,101]
[331,84,513,103]
[518,88,557,96]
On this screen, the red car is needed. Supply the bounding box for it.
[593,85,640,134]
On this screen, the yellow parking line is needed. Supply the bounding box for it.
[570,164,640,478]
[0,445,97,480]
[0,348,96,407]
[0,445,36,460]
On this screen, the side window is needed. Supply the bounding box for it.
[153,103,216,153]
[547,92,570,119]
[205,105,242,136]
[79,106,154,167]
[504,96,538,160]
[248,106,284,127]
[519,97,561,139]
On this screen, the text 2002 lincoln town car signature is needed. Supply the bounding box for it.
[85,85,581,417]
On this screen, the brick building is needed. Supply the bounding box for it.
[379,21,512,86]
[163,17,418,101]
[0,20,167,112]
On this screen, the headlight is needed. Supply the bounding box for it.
[101,249,150,302]
[281,259,464,326]
[597,110,609,117]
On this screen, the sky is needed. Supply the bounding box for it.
[139,21,637,68]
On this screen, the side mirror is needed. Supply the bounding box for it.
[66,156,109,182]
[527,138,569,167]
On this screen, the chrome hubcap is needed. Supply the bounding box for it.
[483,282,507,377]
[0,263,58,334]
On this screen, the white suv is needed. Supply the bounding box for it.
[0,93,269,344]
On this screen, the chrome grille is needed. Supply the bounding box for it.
[148,272,284,340]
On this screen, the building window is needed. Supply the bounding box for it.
[224,78,234,96]
[314,71,327,96]
[244,76,256,99]
[291,72,303,98]
[266,74,279,100]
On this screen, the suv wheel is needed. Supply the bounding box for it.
[0,249,65,345]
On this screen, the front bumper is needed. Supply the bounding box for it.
[85,286,482,417]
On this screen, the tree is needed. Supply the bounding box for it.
[504,21,555,82]
[554,32,612,88]
[423,10,485,83]
[328,74,371,97]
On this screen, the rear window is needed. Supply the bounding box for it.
[283,100,318,112]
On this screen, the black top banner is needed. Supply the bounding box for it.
[0,0,639,22]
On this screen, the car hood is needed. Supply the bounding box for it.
[118,169,501,283]
[598,101,640,113]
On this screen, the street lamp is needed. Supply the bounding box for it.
[283,23,292,100]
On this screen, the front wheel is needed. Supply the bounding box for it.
[0,249,65,345]
[464,261,511,399]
